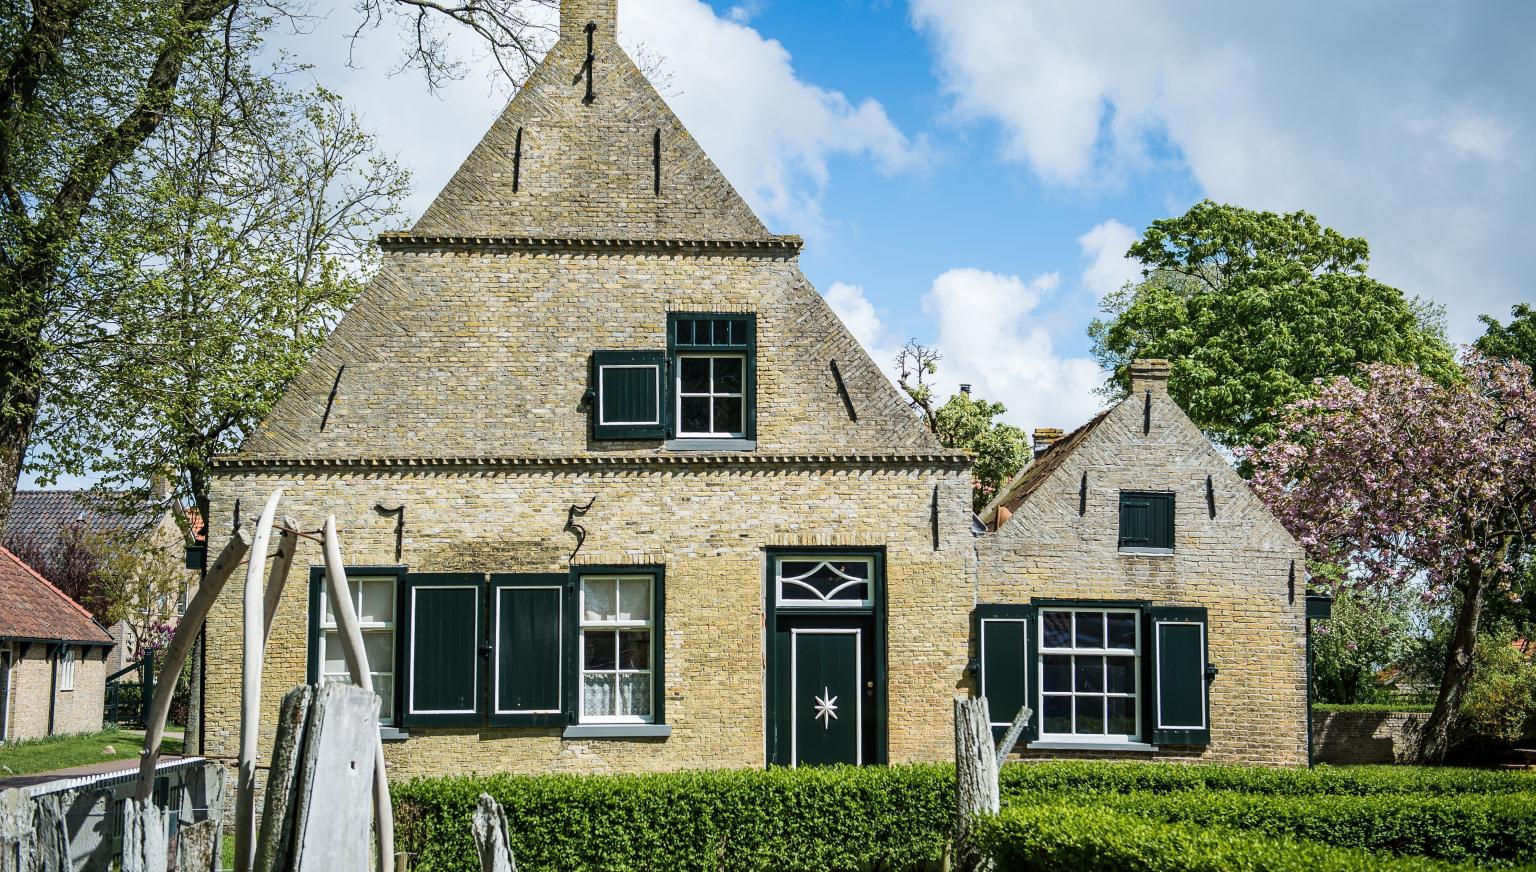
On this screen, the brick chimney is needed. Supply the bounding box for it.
[1032,427,1065,458]
[1129,358,1171,394]
[562,0,617,40]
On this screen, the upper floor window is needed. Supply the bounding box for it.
[1119,491,1174,552]
[588,313,756,446]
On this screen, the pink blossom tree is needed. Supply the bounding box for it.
[1243,353,1536,761]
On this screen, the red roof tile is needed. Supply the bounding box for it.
[0,545,113,644]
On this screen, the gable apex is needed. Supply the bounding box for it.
[412,4,771,240]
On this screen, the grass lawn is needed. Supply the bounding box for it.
[0,727,183,777]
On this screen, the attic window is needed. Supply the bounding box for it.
[1118,491,1174,553]
[668,313,756,444]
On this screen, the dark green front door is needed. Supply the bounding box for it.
[792,629,862,765]
[769,615,878,766]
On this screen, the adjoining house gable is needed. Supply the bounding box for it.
[985,364,1298,556]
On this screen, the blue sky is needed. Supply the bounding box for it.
[23,0,1535,488]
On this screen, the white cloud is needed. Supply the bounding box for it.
[922,268,1104,432]
[910,0,1536,340]
[1078,219,1140,299]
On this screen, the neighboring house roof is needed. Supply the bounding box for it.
[7,490,164,553]
[979,410,1110,527]
[0,545,113,644]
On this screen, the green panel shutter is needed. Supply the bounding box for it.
[591,350,666,439]
[1120,491,1174,549]
[975,605,1037,745]
[402,573,485,726]
[491,574,568,726]
[1150,606,1210,745]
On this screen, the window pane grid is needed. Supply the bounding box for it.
[317,576,397,725]
[677,353,744,437]
[580,576,654,723]
[1039,608,1140,740]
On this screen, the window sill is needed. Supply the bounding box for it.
[665,438,756,452]
[1026,741,1158,752]
[1117,547,1174,556]
[562,724,672,739]
[379,726,410,742]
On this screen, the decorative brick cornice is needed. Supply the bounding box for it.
[376,233,803,257]
[211,452,971,472]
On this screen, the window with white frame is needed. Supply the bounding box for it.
[59,646,76,691]
[1038,608,1140,741]
[579,575,653,723]
[317,576,397,724]
[675,353,745,438]
[774,556,874,608]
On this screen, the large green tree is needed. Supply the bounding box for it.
[1088,201,1459,449]
[26,46,406,529]
[0,0,554,535]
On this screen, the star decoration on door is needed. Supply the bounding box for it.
[813,687,839,728]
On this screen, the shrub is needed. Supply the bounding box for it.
[1094,791,1536,866]
[997,760,1536,797]
[975,804,1467,871]
[393,764,954,872]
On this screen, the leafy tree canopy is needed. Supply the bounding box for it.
[1089,200,1459,448]
[1476,303,1536,371]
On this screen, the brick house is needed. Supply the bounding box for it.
[199,0,1308,775]
[0,546,115,742]
[974,360,1307,766]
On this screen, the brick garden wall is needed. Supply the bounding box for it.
[1311,710,1428,765]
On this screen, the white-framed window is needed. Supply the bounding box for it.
[578,575,654,723]
[774,556,874,608]
[318,576,397,725]
[1038,607,1140,742]
[675,353,745,438]
[58,646,76,691]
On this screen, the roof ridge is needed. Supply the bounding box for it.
[0,544,107,631]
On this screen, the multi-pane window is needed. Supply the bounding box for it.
[1038,608,1140,741]
[774,557,873,608]
[579,576,654,723]
[59,646,76,691]
[317,575,397,725]
[676,354,744,437]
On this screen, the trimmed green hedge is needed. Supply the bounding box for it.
[998,760,1536,797]
[975,804,1468,871]
[1314,703,1436,713]
[393,762,1536,871]
[393,764,953,872]
[1094,791,1536,866]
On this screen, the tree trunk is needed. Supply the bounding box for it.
[954,697,997,872]
[1420,568,1486,762]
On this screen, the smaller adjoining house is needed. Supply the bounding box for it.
[0,546,115,742]
[6,487,197,671]
[974,360,1309,766]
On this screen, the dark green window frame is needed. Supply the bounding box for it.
[667,312,756,440]
[568,566,666,727]
[306,565,407,726]
[1119,491,1175,550]
[591,350,667,440]
[972,599,1211,749]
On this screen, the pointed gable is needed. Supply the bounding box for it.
[230,0,943,462]
[411,0,770,240]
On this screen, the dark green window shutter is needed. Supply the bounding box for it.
[490,574,568,726]
[401,573,485,726]
[591,350,666,439]
[1149,606,1210,745]
[1120,491,1174,549]
[975,605,1037,745]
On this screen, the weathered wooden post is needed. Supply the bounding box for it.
[0,788,70,872]
[954,697,1031,872]
[285,683,380,871]
[235,489,284,872]
[322,515,396,872]
[472,793,518,872]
